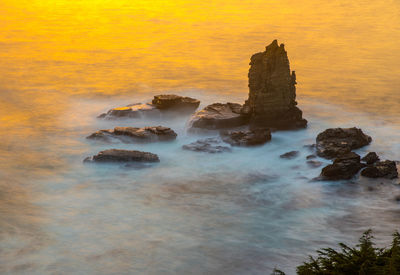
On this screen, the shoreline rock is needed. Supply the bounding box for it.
[316,127,372,159]
[220,128,271,146]
[321,152,364,180]
[87,126,177,143]
[84,149,160,163]
[361,160,398,179]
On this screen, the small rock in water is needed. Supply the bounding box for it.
[307,160,323,168]
[361,152,380,165]
[182,138,231,153]
[316,127,372,159]
[320,152,363,180]
[280,151,299,159]
[306,154,316,159]
[151,94,200,112]
[361,160,398,179]
[220,128,271,146]
[189,103,248,130]
[98,103,159,119]
[87,126,177,143]
[84,149,160,163]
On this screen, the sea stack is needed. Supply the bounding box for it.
[243,40,307,129]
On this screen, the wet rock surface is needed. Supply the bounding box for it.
[280,151,299,159]
[321,152,364,180]
[361,152,380,165]
[87,126,177,143]
[361,160,398,179]
[84,149,160,163]
[151,94,200,112]
[316,127,372,159]
[220,128,271,146]
[98,94,200,119]
[307,160,323,168]
[182,138,232,153]
[189,103,248,130]
[243,40,307,129]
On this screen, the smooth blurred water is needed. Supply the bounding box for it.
[1,0,400,274]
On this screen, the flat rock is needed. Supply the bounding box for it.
[280,151,299,159]
[182,138,231,153]
[361,152,380,165]
[321,152,363,180]
[189,103,248,130]
[87,126,177,143]
[84,149,160,163]
[152,94,200,112]
[316,127,372,159]
[98,94,200,119]
[220,128,271,146]
[361,160,398,179]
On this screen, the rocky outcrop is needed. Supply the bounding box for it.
[320,152,364,180]
[98,94,200,119]
[220,128,271,146]
[152,94,200,111]
[316,127,372,159]
[280,151,299,159]
[361,152,380,165]
[189,103,248,130]
[361,160,398,179]
[182,138,231,153]
[87,126,177,143]
[84,149,160,163]
[243,40,307,129]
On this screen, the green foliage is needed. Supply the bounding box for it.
[272,230,400,275]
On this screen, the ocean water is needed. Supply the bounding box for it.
[1,0,400,274]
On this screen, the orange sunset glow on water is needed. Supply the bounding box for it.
[0,1,400,274]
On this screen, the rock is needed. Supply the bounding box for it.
[98,94,200,119]
[280,151,299,159]
[307,160,323,168]
[87,126,177,143]
[182,138,232,153]
[306,154,316,159]
[321,152,363,180]
[152,94,200,112]
[189,103,248,130]
[361,152,380,165]
[361,160,398,179]
[243,40,307,129]
[220,128,271,146]
[316,127,372,159]
[98,103,159,119]
[84,149,160,163]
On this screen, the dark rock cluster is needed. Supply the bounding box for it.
[84,149,160,163]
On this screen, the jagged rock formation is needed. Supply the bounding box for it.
[84,149,160,163]
[87,126,177,143]
[321,152,364,180]
[182,138,231,153]
[243,40,307,129]
[220,128,271,146]
[361,152,380,165]
[98,94,200,119]
[361,160,398,179]
[189,103,248,130]
[316,127,372,159]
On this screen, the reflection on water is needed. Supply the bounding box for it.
[0,0,400,274]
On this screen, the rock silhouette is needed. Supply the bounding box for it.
[84,149,160,163]
[243,40,307,129]
[361,160,398,179]
[321,152,364,180]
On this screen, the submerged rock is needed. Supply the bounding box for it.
[151,94,200,112]
[361,152,380,165]
[84,149,160,163]
[87,126,177,143]
[316,127,372,159]
[220,128,271,146]
[361,160,398,179]
[98,94,200,119]
[280,151,299,159]
[182,138,231,153]
[307,160,323,168]
[321,152,363,180]
[243,40,307,129]
[98,103,159,119]
[189,103,248,130]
